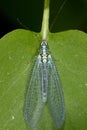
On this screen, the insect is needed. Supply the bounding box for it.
[24,41,65,129]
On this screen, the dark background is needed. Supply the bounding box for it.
[0,0,87,38]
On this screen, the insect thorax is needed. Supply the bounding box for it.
[40,41,49,63]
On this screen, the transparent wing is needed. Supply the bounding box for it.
[24,55,45,128]
[47,55,65,128]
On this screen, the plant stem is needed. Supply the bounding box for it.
[41,0,50,41]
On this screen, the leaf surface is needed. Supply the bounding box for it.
[0,29,87,130]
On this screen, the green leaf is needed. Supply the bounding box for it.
[0,29,87,130]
